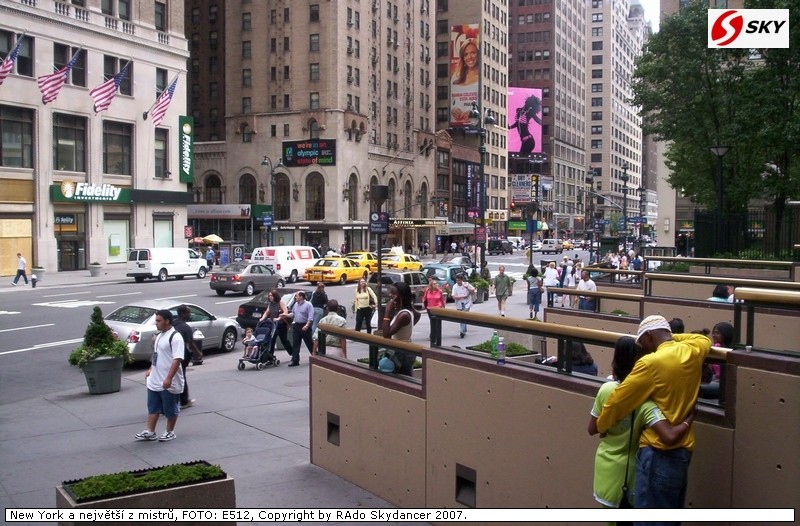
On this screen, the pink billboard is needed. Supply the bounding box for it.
[449,24,480,128]
[508,87,543,156]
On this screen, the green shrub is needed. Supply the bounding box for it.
[68,306,131,369]
[610,309,630,316]
[471,340,531,356]
[656,262,691,273]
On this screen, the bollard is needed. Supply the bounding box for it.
[31,274,37,288]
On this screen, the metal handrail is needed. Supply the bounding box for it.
[644,273,800,296]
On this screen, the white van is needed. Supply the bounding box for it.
[541,238,563,254]
[250,245,321,283]
[127,248,208,282]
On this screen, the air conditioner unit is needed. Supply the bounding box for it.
[347,20,354,27]
[425,32,430,40]
[425,103,430,110]
[372,1,378,11]
[386,114,392,123]
[371,57,378,65]
[393,41,399,49]
[393,16,398,23]
[421,6,427,14]
[425,56,430,64]
[406,94,412,102]
[347,47,353,55]
[425,79,431,86]
[347,103,353,111]
[387,37,393,45]
[393,66,399,73]
[387,87,392,96]
[347,75,353,83]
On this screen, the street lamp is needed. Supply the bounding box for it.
[261,155,284,246]
[469,100,496,269]
[620,161,629,250]
[638,185,647,241]
[709,145,729,255]
[586,168,597,264]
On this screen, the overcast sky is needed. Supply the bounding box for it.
[639,0,661,32]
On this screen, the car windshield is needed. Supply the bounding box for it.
[105,305,157,324]
[313,259,339,267]
[220,263,247,272]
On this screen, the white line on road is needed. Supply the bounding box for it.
[215,298,249,305]
[153,294,198,301]
[43,291,92,298]
[0,337,83,356]
[0,323,55,333]
[96,292,141,298]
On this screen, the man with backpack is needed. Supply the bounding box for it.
[173,305,202,408]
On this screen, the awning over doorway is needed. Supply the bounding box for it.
[435,223,476,236]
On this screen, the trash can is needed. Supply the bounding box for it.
[192,330,204,364]
[31,274,38,288]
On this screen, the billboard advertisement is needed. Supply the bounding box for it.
[508,87,543,156]
[449,24,480,128]
[281,139,336,167]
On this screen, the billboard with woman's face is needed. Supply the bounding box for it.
[450,24,480,128]
[508,87,543,156]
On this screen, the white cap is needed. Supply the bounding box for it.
[636,315,671,343]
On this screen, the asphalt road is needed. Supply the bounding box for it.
[0,249,588,405]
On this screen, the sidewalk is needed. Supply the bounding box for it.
[0,264,515,518]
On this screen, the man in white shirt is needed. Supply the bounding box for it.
[451,274,475,338]
[576,270,597,311]
[12,253,28,286]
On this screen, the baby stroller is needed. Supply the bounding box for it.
[237,319,281,370]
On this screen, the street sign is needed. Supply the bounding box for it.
[262,214,273,227]
[369,212,389,234]
[475,227,487,242]
[596,219,610,225]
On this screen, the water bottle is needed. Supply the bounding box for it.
[490,330,499,359]
[497,337,506,365]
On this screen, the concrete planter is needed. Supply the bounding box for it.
[88,264,102,277]
[81,356,123,394]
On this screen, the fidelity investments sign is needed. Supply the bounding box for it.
[50,180,131,203]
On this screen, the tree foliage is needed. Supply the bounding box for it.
[632,0,800,214]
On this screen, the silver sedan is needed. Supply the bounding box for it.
[104,301,241,362]
[209,263,285,296]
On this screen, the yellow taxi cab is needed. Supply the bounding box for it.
[561,239,574,250]
[382,254,423,271]
[343,251,378,272]
[304,257,368,285]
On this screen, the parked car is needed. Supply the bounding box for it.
[127,248,207,282]
[104,301,240,362]
[382,254,423,271]
[561,239,574,250]
[304,257,368,284]
[439,253,475,268]
[209,262,284,296]
[344,251,378,272]
[487,239,514,255]
[235,288,304,330]
[367,270,428,307]
[528,240,543,251]
[421,263,467,302]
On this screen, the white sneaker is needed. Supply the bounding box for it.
[158,430,176,442]
[134,430,157,441]
[181,399,195,408]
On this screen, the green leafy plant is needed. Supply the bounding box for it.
[610,309,631,316]
[68,306,131,369]
[471,340,532,356]
[656,262,691,273]
[64,462,225,503]
[89,262,101,266]
[468,275,490,290]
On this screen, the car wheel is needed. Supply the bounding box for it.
[220,328,237,352]
[216,290,225,296]
[289,270,298,283]
[339,274,347,285]
[197,267,207,279]
[157,268,168,282]
[245,283,255,296]
[276,279,285,288]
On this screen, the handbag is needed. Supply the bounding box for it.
[619,410,636,509]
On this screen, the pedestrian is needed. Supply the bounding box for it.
[135,309,184,442]
[423,241,429,256]
[422,277,447,341]
[312,299,348,358]
[527,269,543,320]
[173,305,200,408]
[309,282,328,335]
[588,336,695,510]
[576,270,598,311]
[564,264,578,308]
[451,274,475,338]
[492,266,513,317]
[352,279,377,334]
[259,289,294,357]
[205,246,215,272]
[340,242,347,255]
[450,241,457,254]
[288,291,314,367]
[11,253,28,286]
[380,281,421,375]
[595,315,711,514]
[542,261,559,307]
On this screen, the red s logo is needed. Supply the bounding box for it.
[711,10,744,46]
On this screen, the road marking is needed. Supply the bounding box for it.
[0,323,54,332]
[215,298,248,305]
[32,300,115,308]
[43,291,92,298]
[0,337,83,356]
[96,292,141,298]
[0,310,21,315]
[153,294,198,301]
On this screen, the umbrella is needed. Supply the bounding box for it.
[202,234,224,244]
[192,237,205,244]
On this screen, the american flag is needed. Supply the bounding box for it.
[37,49,82,104]
[89,61,130,113]
[0,36,25,87]
[148,76,178,127]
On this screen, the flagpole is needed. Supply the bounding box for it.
[143,73,179,121]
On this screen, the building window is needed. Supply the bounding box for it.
[310,34,320,52]
[54,43,86,87]
[239,173,257,205]
[103,55,132,95]
[283,37,290,51]
[591,97,603,107]
[242,69,251,87]
[242,41,251,58]
[310,92,320,110]
[208,4,218,23]
[154,2,166,31]
[310,63,320,81]
[591,125,603,134]
[591,139,602,149]
[155,68,168,95]
[592,83,603,93]
[242,97,251,114]
[102,0,130,20]
[305,173,325,220]
[591,13,603,22]
[242,12,251,31]
[0,32,32,77]
[283,123,290,136]
[592,0,603,7]
[209,82,218,98]
[270,38,277,53]
[592,55,603,65]
[592,69,603,78]
[284,7,290,22]
[191,7,199,23]
[102,120,132,175]
[591,111,603,121]
[53,113,87,172]
[275,175,290,220]
[209,56,219,73]
[204,175,222,204]
[0,106,33,168]
[310,4,319,22]
[154,128,167,178]
[284,65,290,79]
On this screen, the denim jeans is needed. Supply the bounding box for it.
[457,302,471,334]
[578,297,596,311]
[634,446,692,526]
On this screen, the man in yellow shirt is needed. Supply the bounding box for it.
[596,315,711,517]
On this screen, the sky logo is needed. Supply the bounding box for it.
[708,9,789,49]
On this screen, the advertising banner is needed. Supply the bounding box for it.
[178,115,194,183]
[510,173,532,203]
[508,87,543,156]
[449,24,480,128]
[282,139,336,167]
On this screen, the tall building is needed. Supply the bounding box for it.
[190,1,438,253]
[186,0,225,142]
[586,0,645,239]
[0,0,189,275]
[508,0,587,240]
[432,0,509,248]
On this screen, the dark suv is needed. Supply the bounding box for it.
[487,239,514,255]
[367,271,428,307]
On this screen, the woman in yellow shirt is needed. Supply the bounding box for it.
[352,279,377,334]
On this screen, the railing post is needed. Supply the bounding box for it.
[368,342,379,369]
[430,314,442,346]
[318,334,327,356]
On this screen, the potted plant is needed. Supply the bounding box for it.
[56,461,236,509]
[507,276,516,296]
[31,264,45,279]
[88,261,103,277]
[68,306,131,394]
[468,274,490,304]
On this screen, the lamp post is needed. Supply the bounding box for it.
[261,155,284,246]
[638,185,647,241]
[620,161,629,250]
[709,145,729,256]
[586,168,597,264]
[469,101,496,270]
